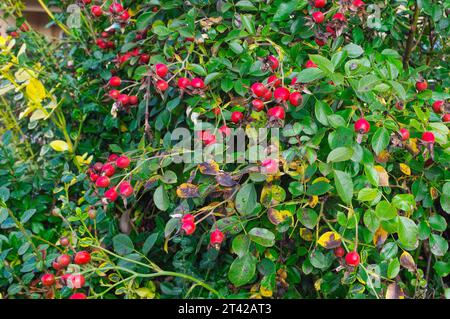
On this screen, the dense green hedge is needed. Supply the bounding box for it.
[0,0,449,299]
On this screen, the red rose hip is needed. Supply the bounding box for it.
[74,251,91,265]
[345,251,360,266]
[354,118,370,134]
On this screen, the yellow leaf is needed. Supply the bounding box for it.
[374,165,389,187]
[267,208,291,225]
[0,84,15,96]
[299,228,313,241]
[260,285,273,298]
[15,68,35,83]
[385,282,405,299]
[176,183,200,198]
[308,195,319,208]
[26,78,46,103]
[312,177,330,184]
[373,226,388,247]
[400,251,416,272]
[430,187,438,200]
[399,163,411,176]
[314,278,322,291]
[317,231,342,249]
[50,140,69,152]
[135,288,155,299]
[30,109,46,122]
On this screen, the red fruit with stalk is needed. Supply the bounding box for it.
[104,187,118,202]
[101,163,115,176]
[274,87,290,102]
[345,251,360,266]
[354,118,370,134]
[210,229,225,245]
[91,6,103,17]
[251,82,267,97]
[267,106,285,120]
[191,78,205,89]
[312,11,325,24]
[416,80,428,92]
[156,80,169,91]
[231,111,244,124]
[422,131,435,144]
[119,181,133,197]
[178,77,190,89]
[334,246,345,258]
[74,251,91,265]
[399,128,410,141]
[252,99,265,111]
[314,0,326,8]
[432,100,444,113]
[95,176,110,188]
[182,221,196,235]
[267,55,279,70]
[116,155,130,168]
[155,63,168,77]
[289,92,302,106]
[109,76,121,87]
[41,274,55,286]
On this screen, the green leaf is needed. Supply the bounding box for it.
[235,183,257,215]
[441,182,450,214]
[232,234,251,257]
[298,208,319,229]
[136,12,153,30]
[392,194,416,212]
[314,100,332,126]
[343,43,364,58]
[248,228,275,247]
[429,234,448,256]
[327,147,354,163]
[0,207,8,224]
[428,214,447,232]
[310,54,334,74]
[375,201,397,220]
[273,0,306,21]
[187,64,207,76]
[152,25,173,37]
[20,209,36,224]
[142,233,159,255]
[154,185,169,211]
[204,72,222,85]
[387,258,400,279]
[306,182,331,196]
[357,188,379,202]
[0,187,10,202]
[333,170,353,204]
[397,217,418,250]
[228,255,256,287]
[113,234,135,255]
[241,14,255,34]
[296,68,325,83]
[371,127,390,155]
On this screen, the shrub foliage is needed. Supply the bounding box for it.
[0,0,449,299]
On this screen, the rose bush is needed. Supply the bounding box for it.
[0,0,449,299]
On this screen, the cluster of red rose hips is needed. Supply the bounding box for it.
[40,243,92,299]
[309,0,365,46]
[6,22,29,38]
[87,0,130,22]
[354,78,448,153]
[334,246,360,267]
[87,154,133,203]
[180,214,225,249]
[413,80,449,122]
[232,55,302,126]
